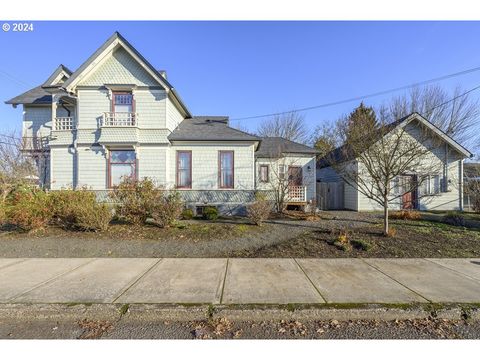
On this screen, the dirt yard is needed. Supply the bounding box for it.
[1,211,479,258]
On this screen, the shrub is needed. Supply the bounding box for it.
[389,210,421,221]
[5,188,52,232]
[443,212,466,227]
[333,230,350,251]
[74,202,112,232]
[350,239,372,251]
[110,178,164,225]
[247,193,272,225]
[49,189,112,231]
[181,208,194,220]
[202,206,218,221]
[386,227,397,237]
[151,191,184,227]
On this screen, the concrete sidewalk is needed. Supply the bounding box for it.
[1,258,480,305]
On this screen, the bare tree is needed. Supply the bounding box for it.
[311,122,341,159]
[464,164,480,212]
[0,132,37,202]
[329,113,444,236]
[257,111,309,144]
[385,85,480,146]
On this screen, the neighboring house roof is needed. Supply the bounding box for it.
[255,137,319,157]
[317,112,473,168]
[168,116,261,142]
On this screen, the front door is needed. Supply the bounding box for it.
[288,166,303,186]
[401,175,417,209]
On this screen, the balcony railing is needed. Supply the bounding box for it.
[54,117,76,131]
[21,136,49,152]
[102,112,138,127]
[287,185,307,203]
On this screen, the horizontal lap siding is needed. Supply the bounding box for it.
[138,146,167,186]
[78,90,110,129]
[50,147,75,190]
[166,98,184,132]
[170,143,255,190]
[77,146,107,189]
[23,106,51,138]
[135,90,167,128]
[256,155,316,203]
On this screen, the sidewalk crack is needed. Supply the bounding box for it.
[293,258,328,303]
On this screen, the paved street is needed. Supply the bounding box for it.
[1,258,480,304]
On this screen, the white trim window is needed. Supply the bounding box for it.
[419,174,441,196]
[278,164,286,180]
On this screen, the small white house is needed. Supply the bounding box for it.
[317,113,473,211]
[6,31,318,215]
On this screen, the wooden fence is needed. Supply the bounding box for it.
[316,182,344,210]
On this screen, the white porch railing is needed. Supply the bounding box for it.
[54,117,76,130]
[287,185,307,203]
[21,136,49,152]
[102,112,138,127]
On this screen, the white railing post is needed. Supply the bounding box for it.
[102,112,137,127]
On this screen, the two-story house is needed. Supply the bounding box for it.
[6,32,318,215]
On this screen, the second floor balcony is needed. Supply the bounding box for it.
[54,117,76,131]
[21,136,49,152]
[102,112,138,127]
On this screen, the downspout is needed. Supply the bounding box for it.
[459,159,464,211]
[59,100,71,117]
[444,143,449,192]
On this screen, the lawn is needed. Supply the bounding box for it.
[1,211,479,258]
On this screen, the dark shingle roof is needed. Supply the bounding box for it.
[317,112,472,168]
[168,117,261,141]
[5,85,52,105]
[255,137,318,157]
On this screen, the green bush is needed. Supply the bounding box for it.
[5,187,52,232]
[443,212,466,227]
[49,189,112,231]
[74,202,112,232]
[181,208,194,220]
[350,239,372,251]
[202,206,218,220]
[110,178,164,225]
[151,191,184,227]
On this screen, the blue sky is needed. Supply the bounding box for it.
[1,21,480,145]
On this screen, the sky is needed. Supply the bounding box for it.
[1,21,480,149]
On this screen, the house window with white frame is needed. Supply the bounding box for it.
[259,165,269,183]
[278,164,286,180]
[419,174,441,196]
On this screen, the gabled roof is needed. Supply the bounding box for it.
[42,64,73,87]
[62,31,191,117]
[255,137,318,157]
[168,116,261,142]
[317,112,473,168]
[5,64,73,106]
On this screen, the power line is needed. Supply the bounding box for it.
[0,69,33,88]
[230,65,480,122]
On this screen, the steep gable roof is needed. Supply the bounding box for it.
[168,116,261,142]
[255,137,318,157]
[42,64,73,87]
[62,31,191,117]
[317,112,473,168]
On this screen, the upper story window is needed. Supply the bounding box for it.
[219,151,234,189]
[109,150,136,187]
[259,165,269,183]
[113,92,134,113]
[176,151,192,189]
